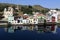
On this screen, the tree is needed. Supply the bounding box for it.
[41,9,49,14]
[55,8,59,11]
[28,5,32,9]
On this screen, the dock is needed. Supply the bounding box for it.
[0,21,60,28]
[0,23,8,28]
[11,22,56,26]
[0,22,57,26]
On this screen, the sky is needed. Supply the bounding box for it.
[0,0,60,9]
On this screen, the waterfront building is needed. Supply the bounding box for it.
[12,20,17,24]
[29,18,34,24]
[38,16,45,23]
[58,14,60,23]
[46,11,52,22]
[33,15,38,24]
[33,18,38,24]
[3,7,13,20]
[23,19,29,24]
[33,12,46,24]
[51,10,58,22]
[57,11,60,23]
[4,7,15,23]
[8,16,14,23]
[46,10,58,22]
[23,14,29,19]
[35,13,46,23]
[27,16,38,24]
[17,17,23,24]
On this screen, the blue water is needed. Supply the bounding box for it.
[0,28,60,40]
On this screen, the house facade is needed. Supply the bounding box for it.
[3,7,13,20]
[46,10,59,22]
[3,6,46,24]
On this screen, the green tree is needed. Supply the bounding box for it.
[55,8,59,11]
[41,9,49,14]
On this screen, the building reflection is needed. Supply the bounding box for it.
[4,25,57,33]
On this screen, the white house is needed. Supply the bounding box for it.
[17,18,23,24]
[28,18,34,24]
[33,15,38,24]
[46,10,58,22]
[23,19,29,24]
[8,16,14,23]
[33,19,38,24]
[4,7,16,24]
[51,10,58,22]
[3,7,13,20]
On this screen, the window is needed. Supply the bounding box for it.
[12,20,13,21]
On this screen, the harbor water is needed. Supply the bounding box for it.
[0,25,60,40]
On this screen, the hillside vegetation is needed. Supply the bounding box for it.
[0,3,49,15]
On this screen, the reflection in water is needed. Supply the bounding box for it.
[52,25,57,33]
[4,25,58,33]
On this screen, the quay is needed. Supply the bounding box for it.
[11,22,60,26]
[0,23,8,28]
[0,20,60,27]
[11,22,56,26]
[0,22,59,28]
